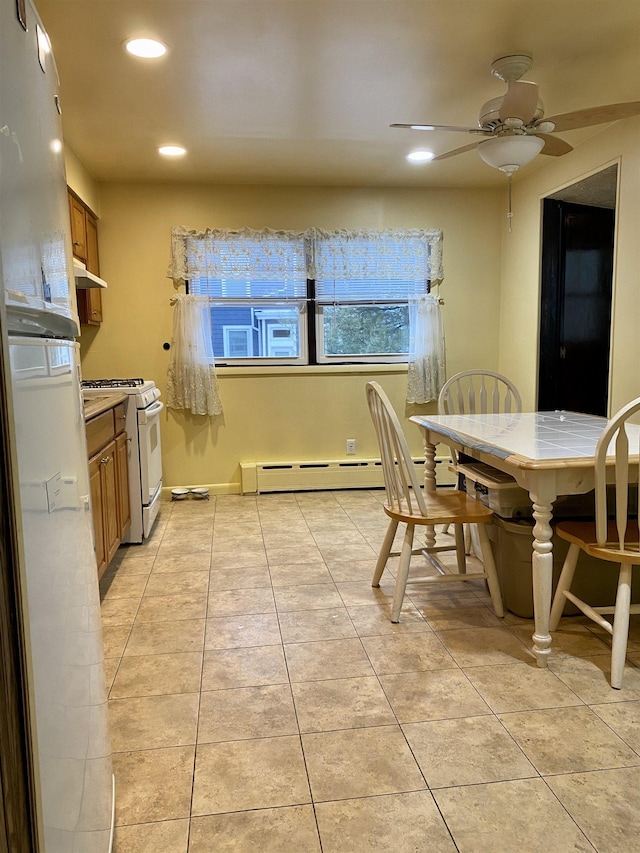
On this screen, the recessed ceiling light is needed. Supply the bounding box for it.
[158,145,187,157]
[406,150,435,163]
[124,38,167,59]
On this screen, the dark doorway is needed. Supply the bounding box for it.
[538,196,615,416]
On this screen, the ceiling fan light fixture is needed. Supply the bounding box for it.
[477,134,544,174]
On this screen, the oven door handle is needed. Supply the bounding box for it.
[139,400,164,423]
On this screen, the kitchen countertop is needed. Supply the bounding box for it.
[83,392,128,422]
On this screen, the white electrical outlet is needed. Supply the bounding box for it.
[346,439,356,454]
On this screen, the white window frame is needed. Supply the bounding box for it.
[315,303,411,365]
[262,322,298,358]
[223,325,253,358]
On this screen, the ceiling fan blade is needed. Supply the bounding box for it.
[390,123,483,133]
[535,133,573,156]
[432,141,480,161]
[545,101,640,132]
[499,81,539,124]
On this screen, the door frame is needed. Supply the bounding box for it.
[537,161,620,416]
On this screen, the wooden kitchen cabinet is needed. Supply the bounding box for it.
[83,212,103,324]
[68,188,103,326]
[115,430,130,539]
[85,211,99,272]
[68,193,87,262]
[89,441,119,577]
[88,455,106,576]
[85,400,130,578]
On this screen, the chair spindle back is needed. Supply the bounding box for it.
[594,397,640,553]
[438,370,522,416]
[366,381,427,518]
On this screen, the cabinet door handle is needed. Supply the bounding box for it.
[100,457,109,465]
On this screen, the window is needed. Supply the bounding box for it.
[173,227,443,366]
[187,231,308,366]
[313,231,432,364]
[319,304,409,360]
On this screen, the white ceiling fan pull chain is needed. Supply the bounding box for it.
[507,174,513,233]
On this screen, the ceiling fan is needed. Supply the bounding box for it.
[391,54,640,176]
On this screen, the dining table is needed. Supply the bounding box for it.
[409,410,640,667]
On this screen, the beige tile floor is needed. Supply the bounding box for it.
[100,490,640,852]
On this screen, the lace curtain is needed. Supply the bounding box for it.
[168,226,445,408]
[168,226,443,284]
[406,294,446,404]
[166,294,223,417]
[307,228,443,283]
[168,227,307,284]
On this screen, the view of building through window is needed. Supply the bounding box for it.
[211,306,299,359]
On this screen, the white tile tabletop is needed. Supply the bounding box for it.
[410,411,640,465]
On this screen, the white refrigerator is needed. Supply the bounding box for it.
[0,0,113,850]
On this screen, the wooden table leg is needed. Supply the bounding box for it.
[423,436,437,548]
[529,485,556,667]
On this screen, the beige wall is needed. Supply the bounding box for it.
[70,118,640,493]
[77,183,503,491]
[64,145,100,215]
[500,117,640,412]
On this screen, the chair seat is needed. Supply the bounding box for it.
[556,519,640,564]
[384,489,494,526]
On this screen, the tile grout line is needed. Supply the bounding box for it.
[187,495,217,845]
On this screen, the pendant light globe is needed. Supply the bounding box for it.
[478,135,545,175]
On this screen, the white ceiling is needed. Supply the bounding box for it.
[36,0,640,188]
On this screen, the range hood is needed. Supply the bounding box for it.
[73,259,107,289]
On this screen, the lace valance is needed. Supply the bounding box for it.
[308,228,443,284]
[168,226,443,285]
[168,227,307,284]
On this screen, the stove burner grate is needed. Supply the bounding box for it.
[82,378,145,388]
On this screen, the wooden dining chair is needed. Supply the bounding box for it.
[366,381,504,622]
[438,369,522,417]
[438,370,523,551]
[549,396,640,689]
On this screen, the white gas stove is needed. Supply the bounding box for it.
[82,378,163,542]
[82,377,160,409]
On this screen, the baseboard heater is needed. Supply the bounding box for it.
[240,456,455,494]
